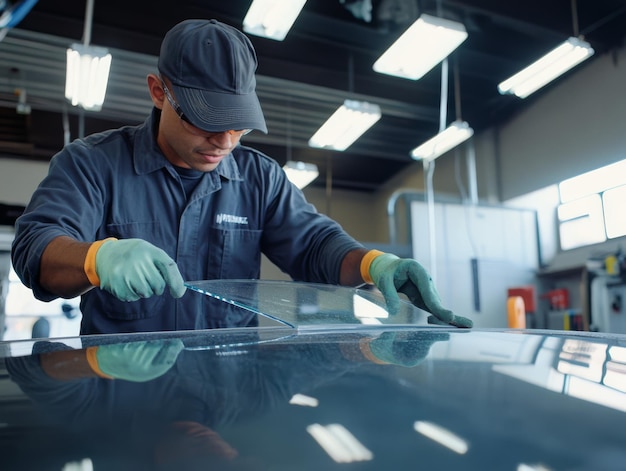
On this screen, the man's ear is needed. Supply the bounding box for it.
[147,74,165,109]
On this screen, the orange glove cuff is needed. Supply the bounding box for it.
[360,249,384,284]
[85,346,114,379]
[358,338,390,365]
[84,238,117,286]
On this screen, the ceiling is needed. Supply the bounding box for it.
[0,0,625,192]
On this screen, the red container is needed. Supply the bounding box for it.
[507,286,536,313]
[541,289,569,310]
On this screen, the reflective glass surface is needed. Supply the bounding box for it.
[1,281,626,470]
[184,280,429,328]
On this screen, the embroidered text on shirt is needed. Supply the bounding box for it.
[216,213,249,225]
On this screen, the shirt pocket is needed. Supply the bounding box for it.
[84,289,167,322]
[208,228,263,279]
[103,221,166,249]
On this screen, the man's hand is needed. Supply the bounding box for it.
[367,252,473,328]
[86,339,185,382]
[88,238,186,302]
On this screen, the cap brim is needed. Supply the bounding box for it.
[173,84,267,134]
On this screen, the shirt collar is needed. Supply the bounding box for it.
[133,108,242,181]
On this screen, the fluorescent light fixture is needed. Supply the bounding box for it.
[65,43,112,111]
[373,14,467,80]
[283,161,319,189]
[410,120,474,161]
[243,0,307,41]
[309,99,381,151]
[498,37,594,98]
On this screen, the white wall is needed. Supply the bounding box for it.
[260,185,378,281]
[495,46,626,201]
[0,158,49,205]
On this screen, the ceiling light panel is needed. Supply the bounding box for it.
[373,14,468,80]
[308,100,382,151]
[410,121,474,161]
[498,37,594,98]
[243,0,307,41]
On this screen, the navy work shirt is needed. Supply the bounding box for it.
[11,109,363,334]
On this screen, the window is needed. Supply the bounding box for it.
[557,159,626,250]
[558,194,606,250]
[603,186,626,240]
[4,265,81,340]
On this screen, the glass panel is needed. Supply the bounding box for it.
[184,280,429,328]
[557,194,606,250]
[603,185,626,239]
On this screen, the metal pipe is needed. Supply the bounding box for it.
[467,140,478,205]
[83,0,94,46]
[425,159,437,281]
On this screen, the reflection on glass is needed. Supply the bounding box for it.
[490,336,626,413]
[306,423,373,463]
[353,293,389,324]
[604,346,626,393]
[289,393,319,407]
[557,339,606,382]
[609,345,626,362]
[558,340,626,412]
[413,420,469,454]
[62,458,94,471]
[185,280,427,327]
[517,463,553,471]
[566,375,626,413]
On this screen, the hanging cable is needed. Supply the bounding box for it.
[452,56,478,205]
[453,57,461,122]
[62,105,71,146]
[77,0,96,133]
[285,98,292,162]
[423,0,447,282]
[348,53,355,94]
[326,153,333,217]
[82,0,94,46]
[438,58,448,133]
[571,0,579,37]
[580,4,626,37]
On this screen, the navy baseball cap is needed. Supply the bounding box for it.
[158,19,267,134]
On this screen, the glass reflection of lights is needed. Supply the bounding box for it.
[307,423,373,463]
[289,393,319,407]
[413,421,469,455]
[62,457,94,471]
[494,337,626,414]
[517,463,553,471]
[352,293,389,325]
[605,346,626,392]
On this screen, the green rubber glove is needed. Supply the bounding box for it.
[89,339,184,382]
[96,239,186,302]
[369,253,473,328]
[368,331,450,367]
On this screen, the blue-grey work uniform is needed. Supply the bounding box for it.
[11,109,364,334]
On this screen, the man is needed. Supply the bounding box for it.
[11,19,472,334]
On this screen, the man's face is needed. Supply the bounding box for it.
[156,81,249,172]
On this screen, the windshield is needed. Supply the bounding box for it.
[184,280,429,328]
